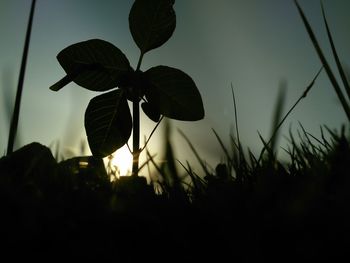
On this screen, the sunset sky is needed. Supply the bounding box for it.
[1,0,350,175]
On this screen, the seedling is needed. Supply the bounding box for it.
[49,0,204,176]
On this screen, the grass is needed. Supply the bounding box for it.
[1,124,350,261]
[6,0,36,155]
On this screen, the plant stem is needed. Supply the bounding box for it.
[7,0,36,155]
[136,53,144,71]
[131,52,144,176]
[132,97,140,176]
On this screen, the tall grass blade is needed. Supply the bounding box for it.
[141,116,164,152]
[7,0,36,155]
[163,125,179,182]
[294,0,350,120]
[248,149,257,166]
[146,148,164,177]
[178,129,211,176]
[320,126,332,150]
[257,131,273,160]
[231,83,241,155]
[138,153,157,175]
[212,128,233,168]
[298,122,313,146]
[320,2,350,101]
[177,160,205,197]
[256,67,322,165]
[270,81,287,152]
[306,131,327,147]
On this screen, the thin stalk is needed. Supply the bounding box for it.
[131,52,144,176]
[294,0,350,121]
[7,0,36,155]
[136,52,144,72]
[231,83,241,154]
[212,128,233,168]
[320,2,350,100]
[140,116,164,152]
[178,129,212,177]
[256,67,322,166]
[269,81,287,153]
[132,99,140,176]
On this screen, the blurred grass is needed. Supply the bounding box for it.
[1,120,350,261]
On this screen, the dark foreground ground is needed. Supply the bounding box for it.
[0,142,349,261]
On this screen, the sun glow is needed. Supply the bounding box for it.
[109,145,133,178]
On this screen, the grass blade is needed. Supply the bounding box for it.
[294,0,350,120]
[177,160,205,196]
[146,148,164,177]
[212,128,233,168]
[7,0,36,154]
[231,83,241,155]
[256,67,322,166]
[257,131,273,160]
[178,129,211,176]
[270,80,287,152]
[321,2,350,101]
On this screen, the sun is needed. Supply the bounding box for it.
[109,145,133,177]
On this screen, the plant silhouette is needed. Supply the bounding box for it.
[7,0,36,155]
[49,0,204,176]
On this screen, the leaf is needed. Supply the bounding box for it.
[85,89,132,158]
[53,39,131,92]
[141,102,161,122]
[129,0,176,54]
[145,66,204,121]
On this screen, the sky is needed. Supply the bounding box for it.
[1,0,350,176]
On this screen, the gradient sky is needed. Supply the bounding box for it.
[1,0,350,175]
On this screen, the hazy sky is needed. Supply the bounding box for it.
[1,0,350,174]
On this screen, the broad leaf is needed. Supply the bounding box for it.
[129,0,176,54]
[52,39,131,92]
[145,66,204,121]
[85,89,132,157]
[141,102,161,122]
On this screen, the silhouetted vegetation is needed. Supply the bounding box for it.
[1,0,350,261]
[6,0,36,155]
[1,127,350,261]
[49,0,204,176]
